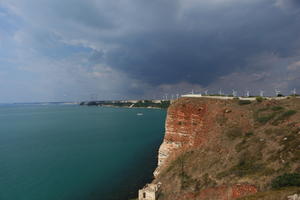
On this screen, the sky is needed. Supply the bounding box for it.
[0,0,300,102]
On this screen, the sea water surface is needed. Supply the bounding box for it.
[0,104,166,200]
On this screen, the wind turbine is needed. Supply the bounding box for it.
[260,90,264,97]
[204,90,208,96]
[275,89,281,97]
[245,90,250,97]
[232,89,237,97]
[176,94,179,99]
[219,89,223,96]
[291,88,297,96]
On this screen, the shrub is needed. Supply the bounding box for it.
[256,96,264,102]
[238,100,252,105]
[271,106,284,111]
[256,113,277,124]
[245,132,254,137]
[280,110,297,118]
[271,173,300,189]
[273,110,297,125]
[160,101,170,108]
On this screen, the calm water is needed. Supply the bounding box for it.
[0,105,166,200]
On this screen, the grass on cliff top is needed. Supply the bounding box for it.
[237,187,300,200]
[254,106,281,124]
[253,104,297,125]
[272,110,297,125]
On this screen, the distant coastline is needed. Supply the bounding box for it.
[79,100,171,109]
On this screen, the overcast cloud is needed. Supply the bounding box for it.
[0,0,300,102]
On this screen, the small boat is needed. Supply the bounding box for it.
[137,113,144,116]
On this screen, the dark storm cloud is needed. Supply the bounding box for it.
[276,0,300,12]
[6,0,300,87]
[90,0,300,86]
[2,0,300,101]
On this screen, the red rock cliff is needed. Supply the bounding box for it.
[154,97,252,177]
[153,97,300,200]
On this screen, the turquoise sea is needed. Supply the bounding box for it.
[0,104,166,200]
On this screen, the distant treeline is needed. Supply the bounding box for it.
[79,100,170,109]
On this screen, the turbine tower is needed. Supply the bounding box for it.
[219,89,223,96]
[292,88,297,96]
[260,90,264,97]
[275,89,281,97]
[204,90,208,96]
[232,89,237,97]
[245,90,250,97]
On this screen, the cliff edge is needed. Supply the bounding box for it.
[152,97,300,200]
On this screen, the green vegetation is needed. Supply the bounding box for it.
[133,100,170,108]
[279,110,297,119]
[272,110,297,125]
[256,113,277,124]
[245,131,254,137]
[160,100,171,109]
[256,96,264,102]
[238,100,252,105]
[271,173,300,189]
[253,106,291,124]
[271,106,284,111]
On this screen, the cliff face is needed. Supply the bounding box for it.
[153,97,300,200]
[154,97,252,177]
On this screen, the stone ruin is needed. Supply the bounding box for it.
[138,183,161,200]
[288,194,300,200]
